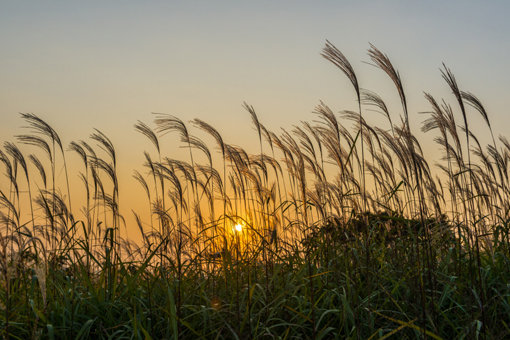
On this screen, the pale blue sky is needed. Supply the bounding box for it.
[1,1,509,231]
[2,1,508,142]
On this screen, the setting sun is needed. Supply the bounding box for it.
[234,223,243,232]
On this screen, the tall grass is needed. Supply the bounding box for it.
[1,42,510,339]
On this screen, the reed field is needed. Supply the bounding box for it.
[2,42,510,339]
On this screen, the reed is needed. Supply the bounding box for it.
[0,42,509,339]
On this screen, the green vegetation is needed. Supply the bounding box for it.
[1,42,510,339]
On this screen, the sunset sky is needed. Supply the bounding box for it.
[1,1,509,236]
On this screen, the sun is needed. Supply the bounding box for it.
[234,223,243,232]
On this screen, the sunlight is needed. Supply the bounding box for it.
[234,223,243,232]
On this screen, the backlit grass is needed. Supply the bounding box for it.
[1,42,510,339]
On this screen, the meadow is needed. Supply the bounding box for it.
[1,42,510,339]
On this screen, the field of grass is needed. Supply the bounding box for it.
[1,42,510,339]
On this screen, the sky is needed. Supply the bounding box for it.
[1,1,509,236]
